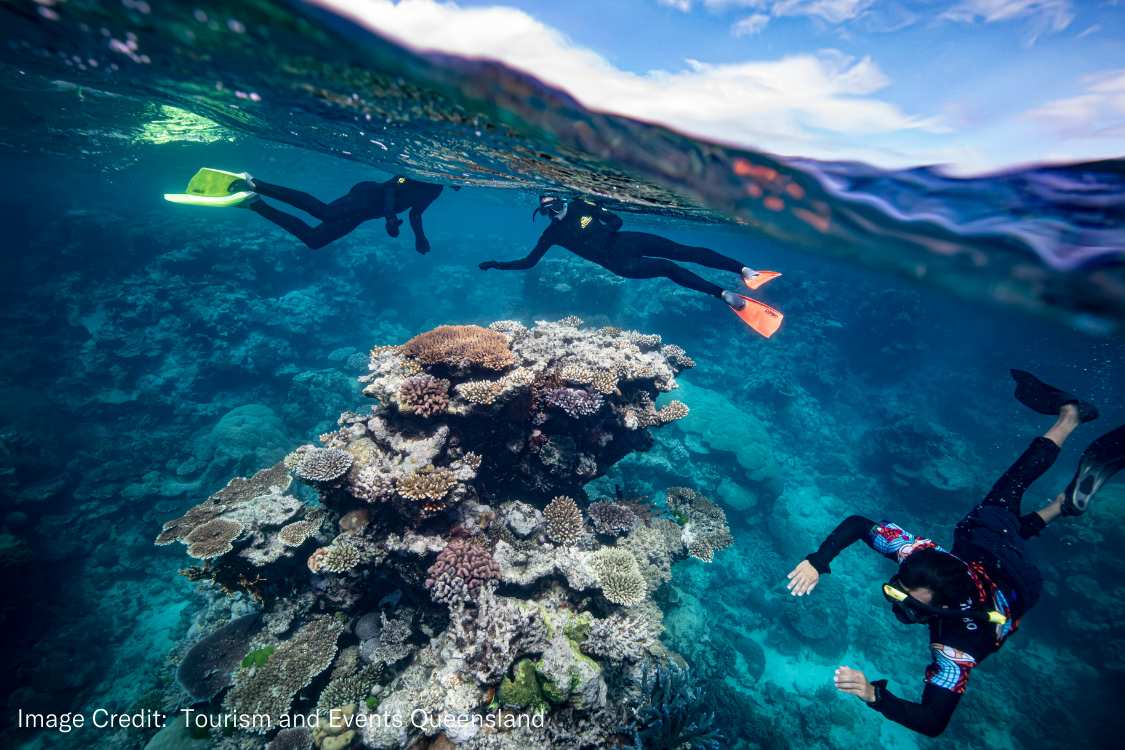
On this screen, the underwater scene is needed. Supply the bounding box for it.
[1,2,1124,750]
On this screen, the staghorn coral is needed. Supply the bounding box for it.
[317,663,384,713]
[425,540,500,603]
[590,370,619,395]
[546,387,604,418]
[587,499,637,536]
[224,618,344,732]
[657,400,689,423]
[545,495,584,545]
[184,518,245,559]
[455,379,504,405]
[626,664,722,750]
[402,325,513,370]
[687,538,718,563]
[627,332,663,349]
[588,547,646,606]
[321,543,360,573]
[584,612,654,663]
[396,470,458,510]
[295,447,353,483]
[398,374,449,418]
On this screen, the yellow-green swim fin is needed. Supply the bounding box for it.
[164,168,255,207]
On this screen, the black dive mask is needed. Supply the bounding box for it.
[532,196,564,222]
[882,576,1007,627]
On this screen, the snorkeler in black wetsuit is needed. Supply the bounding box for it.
[784,371,1125,737]
[477,196,785,337]
[229,174,449,253]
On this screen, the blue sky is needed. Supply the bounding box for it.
[318,0,1125,172]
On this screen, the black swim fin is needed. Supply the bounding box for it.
[1010,369,1099,423]
[1062,425,1125,516]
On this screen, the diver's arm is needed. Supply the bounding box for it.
[480,237,551,271]
[599,206,623,231]
[804,515,877,574]
[868,681,960,738]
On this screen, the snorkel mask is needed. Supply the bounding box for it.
[532,195,565,222]
[882,577,1007,626]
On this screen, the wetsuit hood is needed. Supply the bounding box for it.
[882,576,1007,626]
[533,195,566,222]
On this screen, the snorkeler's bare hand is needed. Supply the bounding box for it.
[834,666,876,702]
[786,560,820,596]
[479,261,500,271]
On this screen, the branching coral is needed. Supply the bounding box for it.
[184,518,245,559]
[425,541,500,604]
[396,470,458,514]
[584,612,654,663]
[657,401,689,423]
[590,370,619,395]
[267,727,313,750]
[545,496,584,545]
[317,663,384,713]
[488,320,529,344]
[296,447,353,483]
[546,387,604,418]
[402,325,513,370]
[588,547,646,606]
[321,543,360,573]
[626,664,722,750]
[445,584,548,684]
[398,374,450,418]
[278,510,323,547]
[223,618,344,732]
[455,379,504,405]
[587,500,637,536]
[559,315,583,327]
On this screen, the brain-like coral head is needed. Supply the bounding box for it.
[402,325,514,371]
[398,374,450,418]
[296,447,353,483]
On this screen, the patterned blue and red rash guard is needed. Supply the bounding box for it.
[805,515,1017,737]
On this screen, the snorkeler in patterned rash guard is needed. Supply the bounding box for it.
[478,196,785,337]
[785,370,1125,737]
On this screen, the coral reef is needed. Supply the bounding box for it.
[175,614,259,701]
[401,325,514,370]
[587,499,637,536]
[545,495,585,545]
[295,447,354,484]
[625,664,722,750]
[397,374,450,418]
[425,540,501,603]
[667,487,733,564]
[588,547,648,606]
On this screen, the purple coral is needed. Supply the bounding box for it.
[545,387,603,418]
[425,541,500,602]
[587,500,637,536]
[398,374,450,418]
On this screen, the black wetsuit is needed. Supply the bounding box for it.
[249,176,444,252]
[480,199,744,297]
[805,437,1057,737]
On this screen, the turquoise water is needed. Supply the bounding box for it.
[1,2,1124,750]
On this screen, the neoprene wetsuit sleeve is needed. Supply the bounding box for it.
[599,206,623,231]
[804,515,876,574]
[868,680,960,738]
[493,235,552,271]
[384,179,400,219]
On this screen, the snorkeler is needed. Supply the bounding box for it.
[477,196,784,337]
[785,370,1125,737]
[165,168,449,253]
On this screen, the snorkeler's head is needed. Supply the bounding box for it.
[532,195,566,221]
[896,548,970,608]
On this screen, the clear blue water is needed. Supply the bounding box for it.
[0,2,1123,750]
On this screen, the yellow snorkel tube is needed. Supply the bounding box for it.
[882,582,1007,626]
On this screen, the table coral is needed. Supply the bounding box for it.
[295,447,353,484]
[184,518,245,559]
[402,325,514,370]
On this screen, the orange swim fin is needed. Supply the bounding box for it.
[728,294,783,338]
[743,270,782,290]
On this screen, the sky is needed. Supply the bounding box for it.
[315,0,1125,173]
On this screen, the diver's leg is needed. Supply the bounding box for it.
[974,404,1078,538]
[618,232,745,274]
[611,256,725,298]
[248,202,359,249]
[252,180,335,221]
[407,188,442,254]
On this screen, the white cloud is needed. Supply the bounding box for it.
[1076,24,1100,38]
[311,0,940,165]
[659,0,694,10]
[942,0,1074,45]
[705,0,874,23]
[733,13,771,35]
[1022,69,1125,139]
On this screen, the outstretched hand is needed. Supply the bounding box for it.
[834,666,876,702]
[479,261,500,271]
[786,559,820,596]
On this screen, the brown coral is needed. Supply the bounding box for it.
[396,471,458,502]
[544,496,584,545]
[657,401,690,423]
[321,543,360,573]
[308,547,330,573]
[398,374,450,418]
[278,518,320,547]
[402,325,513,370]
[425,540,501,603]
[184,518,245,559]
